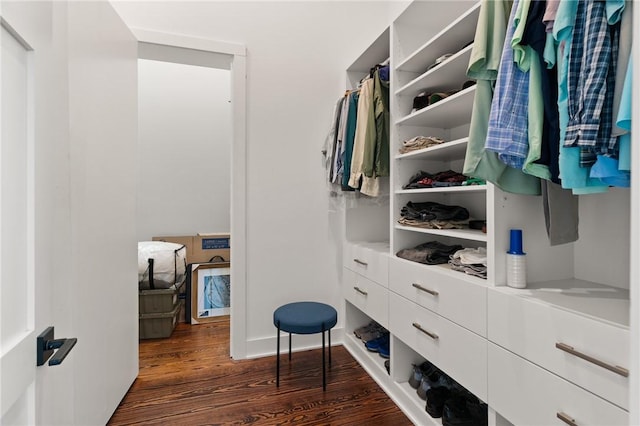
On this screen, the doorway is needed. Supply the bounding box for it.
[133,30,247,359]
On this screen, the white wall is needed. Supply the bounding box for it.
[111,1,393,353]
[137,59,231,241]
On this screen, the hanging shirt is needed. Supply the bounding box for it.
[611,1,631,137]
[332,92,350,184]
[348,77,379,196]
[484,0,531,169]
[341,91,359,190]
[564,0,618,166]
[616,57,632,172]
[553,0,608,194]
[363,67,389,179]
[463,0,541,195]
[520,0,559,182]
[542,0,560,33]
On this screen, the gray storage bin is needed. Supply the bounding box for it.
[139,300,182,339]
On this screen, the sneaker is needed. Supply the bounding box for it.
[425,386,452,418]
[384,360,390,375]
[378,338,390,358]
[353,321,379,339]
[442,394,488,426]
[409,360,437,389]
[417,369,443,400]
[364,333,389,353]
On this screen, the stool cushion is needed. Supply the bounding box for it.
[273,302,337,335]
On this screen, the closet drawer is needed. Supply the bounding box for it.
[389,257,487,337]
[489,343,628,426]
[343,242,389,286]
[343,268,388,328]
[488,288,629,409]
[390,292,487,401]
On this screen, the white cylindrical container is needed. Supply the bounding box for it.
[506,253,527,289]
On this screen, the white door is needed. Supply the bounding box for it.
[0,18,36,425]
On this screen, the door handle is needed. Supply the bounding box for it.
[37,326,78,366]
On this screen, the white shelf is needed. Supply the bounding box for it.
[396,44,473,98]
[347,27,390,74]
[492,279,630,329]
[395,224,488,242]
[393,381,442,426]
[396,185,486,195]
[395,85,475,128]
[391,255,488,287]
[396,137,468,162]
[395,2,480,73]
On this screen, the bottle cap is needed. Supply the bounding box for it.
[507,229,526,255]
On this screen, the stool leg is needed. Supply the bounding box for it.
[276,323,280,387]
[328,328,332,367]
[288,333,292,361]
[322,325,326,391]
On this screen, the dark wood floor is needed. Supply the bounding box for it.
[108,317,412,425]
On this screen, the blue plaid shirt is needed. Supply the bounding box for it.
[564,0,619,167]
[485,0,530,169]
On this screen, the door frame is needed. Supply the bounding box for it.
[131,29,248,359]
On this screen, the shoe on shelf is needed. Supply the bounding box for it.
[353,321,379,339]
[359,329,383,342]
[417,368,444,400]
[384,359,390,375]
[442,394,488,426]
[378,338,390,358]
[364,333,389,353]
[409,360,437,389]
[425,386,452,418]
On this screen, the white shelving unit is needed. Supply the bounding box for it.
[338,1,638,425]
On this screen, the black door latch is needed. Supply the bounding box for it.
[36,326,77,366]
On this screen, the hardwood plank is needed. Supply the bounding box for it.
[108,317,412,425]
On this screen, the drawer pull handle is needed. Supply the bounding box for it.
[557,412,577,426]
[555,342,629,377]
[353,286,368,296]
[353,258,368,266]
[412,283,439,296]
[412,322,438,340]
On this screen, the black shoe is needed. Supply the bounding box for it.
[425,386,451,418]
[442,394,488,426]
[384,360,390,375]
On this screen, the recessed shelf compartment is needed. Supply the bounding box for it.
[396,137,468,161]
[395,224,487,242]
[395,85,475,128]
[395,2,480,74]
[395,44,473,98]
[395,185,486,195]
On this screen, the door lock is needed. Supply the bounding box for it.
[36,326,77,366]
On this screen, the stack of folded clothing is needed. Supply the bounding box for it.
[396,240,463,265]
[448,247,487,279]
[399,136,445,154]
[398,201,470,230]
[403,170,468,189]
[353,320,390,359]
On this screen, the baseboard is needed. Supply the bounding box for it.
[244,326,345,359]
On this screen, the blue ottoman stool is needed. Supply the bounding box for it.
[273,301,338,391]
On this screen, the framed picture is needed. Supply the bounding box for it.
[191,262,231,324]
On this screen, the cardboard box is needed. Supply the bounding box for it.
[193,234,230,263]
[153,233,230,264]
